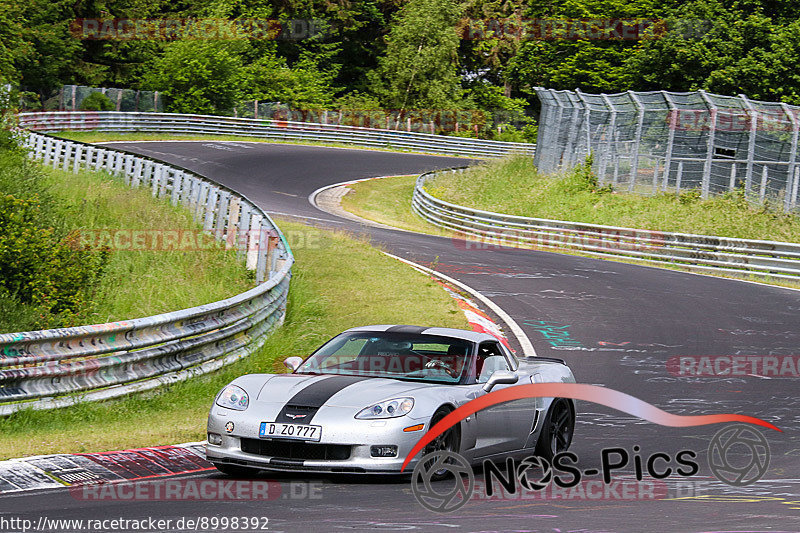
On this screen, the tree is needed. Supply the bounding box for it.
[141,39,246,115]
[369,0,465,112]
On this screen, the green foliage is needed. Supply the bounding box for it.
[244,51,338,109]
[0,149,109,329]
[80,92,114,111]
[369,0,464,111]
[142,40,246,115]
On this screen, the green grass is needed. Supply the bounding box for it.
[341,162,800,290]
[427,156,800,243]
[0,219,469,459]
[0,163,253,332]
[339,175,452,236]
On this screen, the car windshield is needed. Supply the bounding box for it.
[296,331,473,384]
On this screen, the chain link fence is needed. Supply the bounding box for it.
[534,88,800,212]
[59,85,164,112]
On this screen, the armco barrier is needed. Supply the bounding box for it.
[17,111,535,159]
[413,168,800,280]
[0,131,293,415]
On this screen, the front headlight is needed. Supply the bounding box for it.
[355,397,414,419]
[215,385,249,411]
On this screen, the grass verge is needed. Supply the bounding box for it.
[341,164,800,290]
[0,218,469,459]
[0,159,253,332]
[427,156,800,243]
[339,176,451,236]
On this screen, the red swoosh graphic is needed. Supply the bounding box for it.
[401,383,781,472]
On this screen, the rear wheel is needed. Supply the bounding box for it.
[535,398,574,461]
[422,407,461,481]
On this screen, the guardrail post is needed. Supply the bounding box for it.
[151,164,162,196]
[255,220,269,283]
[170,170,184,206]
[142,160,154,188]
[698,90,716,199]
[780,102,799,212]
[226,197,240,249]
[62,142,74,171]
[238,203,252,260]
[123,154,133,185]
[131,158,142,187]
[195,181,209,221]
[203,187,219,231]
[180,173,193,207]
[215,191,230,240]
[247,213,262,271]
[72,144,83,173]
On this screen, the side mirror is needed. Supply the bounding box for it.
[283,356,303,372]
[482,371,518,392]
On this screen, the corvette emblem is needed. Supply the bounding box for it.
[286,413,307,420]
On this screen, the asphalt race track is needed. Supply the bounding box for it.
[2,141,800,532]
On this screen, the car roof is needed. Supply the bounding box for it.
[342,324,498,344]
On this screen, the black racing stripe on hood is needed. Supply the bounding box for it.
[275,375,369,424]
[384,325,427,334]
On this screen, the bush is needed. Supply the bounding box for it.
[0,148,110,329]
[80,92,114,111]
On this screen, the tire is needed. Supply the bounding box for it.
[422,407,461,481]
[213,463,257,478]
[535,398,575,461]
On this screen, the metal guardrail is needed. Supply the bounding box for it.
[17,111,536,159]
[0,132,294,415]
[413,168,800,280]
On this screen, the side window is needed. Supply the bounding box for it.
[476,341,509,383]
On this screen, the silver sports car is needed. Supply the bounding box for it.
[206,325,576,476]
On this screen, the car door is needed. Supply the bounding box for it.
[470,341,534,457]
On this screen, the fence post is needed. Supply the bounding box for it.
[740,95,758,201]
[628,91,645,192]
[780,102,799,212]
[698,90,716,199]
[575,89,592,164]
[760,165,769,202]
[676,161,683,193]
[599,94,617,185]
[662,92,677,191]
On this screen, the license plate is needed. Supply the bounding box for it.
[259,422,322,441]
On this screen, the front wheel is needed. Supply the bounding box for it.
[535,398,574,461]
[422,407,461,481]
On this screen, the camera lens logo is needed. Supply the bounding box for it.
[410,451,474,513]
[708,424,770,486]
[516,456,553,491]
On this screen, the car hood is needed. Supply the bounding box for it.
[256,373,435,408]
